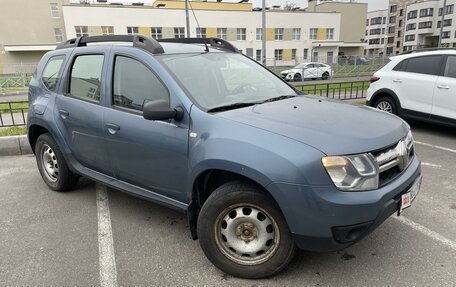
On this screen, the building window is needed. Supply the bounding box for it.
[382,28,385,34]
[403,45,413,52]
[383,17,386,24]
[419,8,433,17]
[381,38,385,44]
[309,28,317,40]
[196,27,206,38]
[274,49,283,60]
[370,28,381,35]
[446,4,454,15]
[256,49,262,61]
[217,28,227,40]
[291,49,297,60]
[406,23,417,31]
[326,28,334,40]
[387,37,394,44]
[54,28,63,43]
[389,16,396,24]
[151,27,162,39]
[369,39,380,45]
[396,41,400,48]
[75,26,88,37]
[366,30,368,36]
[237,28,246,41]
[275,28,284,40]
[366,19,369,26]
[256,28,263,40]
[292,28,301,40]
[50,3,59,18]
[405,35,416,42]
[400,9,404,16]
[442,31,451,39]
[418,21,432,29]
[408,10,417,19]
[399,19,403,27]
[127,26,138,35]
[398,30,401,38]
[388,27,395,34]
[303,48,308,60]
[102,26,114,35]
[174,27,185,38]
[370,17,382,25]
[390,5,397,13]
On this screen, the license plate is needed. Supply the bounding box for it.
[399,176,422,214]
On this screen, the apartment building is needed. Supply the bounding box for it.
[0,0,67,74]
[403,0,456,51]
[62,1,350,65]
[369,0,456,55]
[365,9,388,55]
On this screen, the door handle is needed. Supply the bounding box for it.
[437,85,450,90]
[59,109,69,119]
[393,79,403,83]
[105,123,120,134]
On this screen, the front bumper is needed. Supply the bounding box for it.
[266,154,421,252]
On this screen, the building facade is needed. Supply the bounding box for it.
[0,0,67,74]
[367,0,456,55]
[365,9,388,55]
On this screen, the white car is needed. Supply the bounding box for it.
[280,62,332,81]
[367,49,456,127]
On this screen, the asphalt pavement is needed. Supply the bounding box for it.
[1,121,455,286]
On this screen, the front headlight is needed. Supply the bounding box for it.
[322,153,379,191]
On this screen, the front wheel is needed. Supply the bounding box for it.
[293,73,302,82]
[197,182,296,279]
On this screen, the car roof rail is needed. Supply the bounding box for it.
[400,47,456,55]
[158,37,239,53]
[56,35,165,54]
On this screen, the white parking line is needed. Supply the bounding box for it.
[421,162,443,169]
[96,184,118,287]
[393,215,456,252]
[415,141,456,154]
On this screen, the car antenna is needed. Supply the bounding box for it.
[188,0,209,53]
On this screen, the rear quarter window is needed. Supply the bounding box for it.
[41,56,65,92]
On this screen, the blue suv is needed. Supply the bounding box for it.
[28,35,422,278]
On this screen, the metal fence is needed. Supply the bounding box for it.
[294,80,369,100]
[0,63,36,91]
[0,101,28,127]
[266,55,388,79]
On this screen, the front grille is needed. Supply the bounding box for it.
[371,137,414,187]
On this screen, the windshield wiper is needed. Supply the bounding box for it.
[261,94,297,103]
[207,102,257,113]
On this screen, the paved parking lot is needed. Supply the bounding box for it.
[1,121,456,286]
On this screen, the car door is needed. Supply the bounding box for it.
[303,64,317,79]
[391,55,443,117]
[431,55,456,123]
[54,51,112,175]
[103,50,189,202]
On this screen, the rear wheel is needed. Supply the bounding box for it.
[322,72,330,80]
[35,133,78,191]
[374,96,397,115]
[197,182,296,279]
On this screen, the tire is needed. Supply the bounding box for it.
[293,73,302,82]
[322,72,330,80]
[35,133,78,191]
[374,96,397,115]
[197,182,296,279]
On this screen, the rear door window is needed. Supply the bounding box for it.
[404,55,443,76]
[69,54,104,102]
[444,56,456,78]
[112,56,169,111]
[42,56,65,92]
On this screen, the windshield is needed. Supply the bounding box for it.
[159,53,297,110]
[294,63,306,69]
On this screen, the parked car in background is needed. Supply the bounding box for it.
[367,49,456,127]
[28,35,421,279]
[339,56,370,65]
[280,62,332,81]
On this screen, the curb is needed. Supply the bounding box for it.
[0,135,33,156]
[0,90,28,97]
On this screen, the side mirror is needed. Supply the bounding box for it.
[143,99,184,121]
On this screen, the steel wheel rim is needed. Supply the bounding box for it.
[214,203,280,266]
[376,101,393,113]
[40,144,59,183]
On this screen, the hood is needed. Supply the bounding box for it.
[216,96,409,155]
[281,68,301,74]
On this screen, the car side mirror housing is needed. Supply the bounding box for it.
[143,99,184,121]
